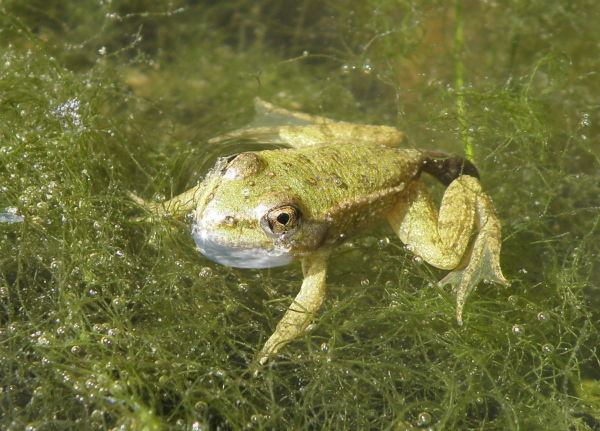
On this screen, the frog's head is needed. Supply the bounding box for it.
[191,152,327,269]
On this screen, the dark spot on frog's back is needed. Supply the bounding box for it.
[223,152,265,179]
[421,151,480,186]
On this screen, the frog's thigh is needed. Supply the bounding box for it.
[256,250,329,365]
[387,178,478,270]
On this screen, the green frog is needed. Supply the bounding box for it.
[133,99,508,366]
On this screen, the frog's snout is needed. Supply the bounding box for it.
[191,223,293,269]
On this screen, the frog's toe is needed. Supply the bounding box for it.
[439,241,508,325]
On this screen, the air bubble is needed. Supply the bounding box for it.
[580,112,590,127]
[378,236,390,247]
[416,411,432,426]
[199,267,213,277]
[541,343,554,353]
[537,312,547,321]
[511,324,523,335]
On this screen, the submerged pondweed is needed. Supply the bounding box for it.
[1,1,599,430]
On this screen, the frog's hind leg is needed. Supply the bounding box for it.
[208,98,319,145]
[387,176,507,324]
[209,98,404,148]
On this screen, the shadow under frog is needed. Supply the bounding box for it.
[132,99,508,367]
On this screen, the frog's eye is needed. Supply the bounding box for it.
[262,204,301,236]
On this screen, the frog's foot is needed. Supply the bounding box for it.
[127,192,162,222]
[387,175,507,325]
[127,185,204,220]
[253,250,329,370]
[438,194,508,324]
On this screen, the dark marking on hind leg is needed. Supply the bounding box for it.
[421,151,480,185]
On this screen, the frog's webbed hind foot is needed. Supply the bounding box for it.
[439,187,508,325]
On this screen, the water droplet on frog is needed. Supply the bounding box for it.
[511,324,523,335]
[416,411,432,426]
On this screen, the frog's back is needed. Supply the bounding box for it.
[260,142,422,200]
[256,143,423,243]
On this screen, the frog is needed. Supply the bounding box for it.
[132,98,508,367]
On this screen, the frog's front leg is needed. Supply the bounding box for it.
[129,184,204,219]
[387,176,507,324]
[256,249,330,366]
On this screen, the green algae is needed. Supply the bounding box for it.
[1,1,599,430]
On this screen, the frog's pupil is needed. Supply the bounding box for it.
[277,213,290,225]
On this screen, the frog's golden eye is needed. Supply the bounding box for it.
[262,205,301,235]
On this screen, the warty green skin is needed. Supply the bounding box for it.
[194,143,423,259]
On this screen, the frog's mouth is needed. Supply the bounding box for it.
[191,224,293,269]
